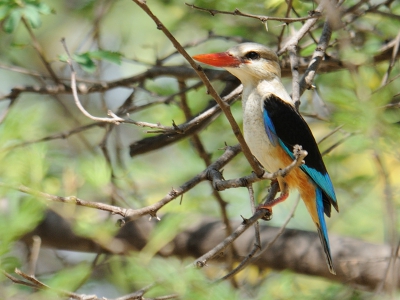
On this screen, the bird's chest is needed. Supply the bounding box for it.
[242,95,283,173]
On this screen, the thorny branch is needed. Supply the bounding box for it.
[0,144,306,225]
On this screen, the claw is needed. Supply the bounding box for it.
[258,206,273,221]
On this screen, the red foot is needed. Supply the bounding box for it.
[258,179,289,221]
[258,192,289,210]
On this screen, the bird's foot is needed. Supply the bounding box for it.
[257,191,289,221]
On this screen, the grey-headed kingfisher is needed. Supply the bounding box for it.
[193,43,339,274]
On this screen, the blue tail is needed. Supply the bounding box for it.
[316,187,335,274]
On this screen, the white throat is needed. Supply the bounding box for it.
[241,76,293,107]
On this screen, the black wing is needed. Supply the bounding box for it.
[263,94,338,214]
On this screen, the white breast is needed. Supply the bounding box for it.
[241,77,293,173]
[242,90,282,173]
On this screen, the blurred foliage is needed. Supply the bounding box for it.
[0,0,399,299]
[0,0,52,33]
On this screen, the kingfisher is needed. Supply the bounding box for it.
[193,43,339,274]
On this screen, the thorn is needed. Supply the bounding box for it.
[179,194,183,205]
[264,21,269,32]
[240,214,249,224]
[149,211,161,221]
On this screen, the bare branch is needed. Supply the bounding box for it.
[0,182,128,217]
[299,21,333,94]
[277,2,325,56]
[185,3,322,23]
[194,182,280,267]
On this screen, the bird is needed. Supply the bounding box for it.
[193,43,339,275]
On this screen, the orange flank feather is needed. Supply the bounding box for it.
[273,145,320,226]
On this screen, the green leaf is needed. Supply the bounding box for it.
[0,5,12,21]
[73,53,96,73]
[36,2,52,15]
[23,4,41,28]
[88,50,123,65]
[59,50,123,73]
[3,9,20,33]
[58,53,68,63]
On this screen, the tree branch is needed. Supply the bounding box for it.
[19,210,400,291]
[185,3,322,23]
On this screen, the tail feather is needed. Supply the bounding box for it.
[316,224,335,274]
[315,187,336,275]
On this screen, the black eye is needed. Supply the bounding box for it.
[244,51,260,60]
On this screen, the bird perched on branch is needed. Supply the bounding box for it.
[193,43,339,274]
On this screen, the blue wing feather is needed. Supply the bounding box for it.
[263,109,278,146]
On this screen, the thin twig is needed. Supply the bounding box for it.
[299,21,333,94]
[185,3,321,24]
[380,30,400,87]
[0,182,128,217]
[220,194,300,281]
[317,125,345,144]
[194,183,280,268]
[254,195,300,258]
[21,18,61,84]
[10,269,87,299]
[207,145,307,191]
[247,184,261,248]
[288,45,301,110]
[60,38,125,124]
[277,2,324,56]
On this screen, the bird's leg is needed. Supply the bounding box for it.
[258,175,289,211]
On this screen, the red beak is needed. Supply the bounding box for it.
[192,52,241,68]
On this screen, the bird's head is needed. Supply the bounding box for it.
[193,43,281,85]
